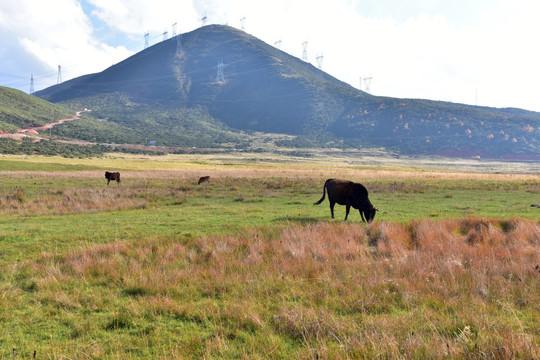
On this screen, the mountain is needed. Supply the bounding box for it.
[0,86,72,133]
[35,25,540,159]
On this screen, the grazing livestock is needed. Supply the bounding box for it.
[198,176,210,185]
[105,171,121,185]
[314,178,378,222]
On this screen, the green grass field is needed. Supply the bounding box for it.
[0,153,538,359]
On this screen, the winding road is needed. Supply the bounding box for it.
[0,109,91,141]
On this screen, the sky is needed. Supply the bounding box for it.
[1,0,540,112]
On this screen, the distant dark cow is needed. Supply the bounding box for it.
[314,178,378,222]
[105,171,121,185]
[198,176,210,185]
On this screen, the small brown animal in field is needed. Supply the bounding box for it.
[198,176,210,185]
[314,178,378,222]
[105,171,121,185]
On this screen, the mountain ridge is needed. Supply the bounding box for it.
[33,25,540,159]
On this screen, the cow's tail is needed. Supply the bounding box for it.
[314,180,328,205]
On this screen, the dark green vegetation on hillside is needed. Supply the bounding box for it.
[55,94,249,148]
[0,157,538,359]
[0,86,72,132]
[0,137,110,157]
[33,25,539,159]
[0,137,167,157]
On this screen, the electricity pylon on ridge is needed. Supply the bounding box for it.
[57,65,62,84]
[176,34,183,55]
[240,17,246,31]
[201,12,208,26]
[302,41,308,61]
[216,60,225,83]
[363,76,372,92]
[144,32,149,49]
[316,54,324,69]
[29,74,34,94]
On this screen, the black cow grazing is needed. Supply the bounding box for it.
[198,176,210,185]
[314,178,378,222]
[105,171,121,185]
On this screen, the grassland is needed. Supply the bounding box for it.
[0,153,538,359]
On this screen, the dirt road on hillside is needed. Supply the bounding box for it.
[0,109,91,140]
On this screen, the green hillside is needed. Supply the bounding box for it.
[0,86,72,132]
[35,25,540,159]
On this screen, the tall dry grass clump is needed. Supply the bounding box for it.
[0,180,189,215]
[8,218,540,359]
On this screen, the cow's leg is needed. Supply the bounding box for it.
[360,210,366,222]
[330,201,335,219]
[345,204,350,221]
[107,179,110,185]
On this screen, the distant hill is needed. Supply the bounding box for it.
[35,25,540,159]
[0,86,72,133]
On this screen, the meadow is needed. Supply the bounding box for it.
[0,153,538,359]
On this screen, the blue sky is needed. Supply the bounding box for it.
[1,0,540,112]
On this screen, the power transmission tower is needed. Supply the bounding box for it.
[29,74,34,94]
[176,34,183,55]
[144,32,149,49]
[162,30,168,41]
[363,76,372,92]
[201,12,208,26]
[57,65,62,84]
[216,60,225,83]
[240,17,246,31]
[316,54,324,69]
[172,22,177,37]
[302,41,308,61]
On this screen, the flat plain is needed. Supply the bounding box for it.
[0,152,538,359]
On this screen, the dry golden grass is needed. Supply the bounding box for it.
[2,168,540,181]
[0,180,189,215]
[12,218,539,359]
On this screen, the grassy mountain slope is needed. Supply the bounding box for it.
[0,86,72,132]
[35,25,540,158]
[331,96,540,158]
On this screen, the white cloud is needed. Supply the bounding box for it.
[88,0,200,36]
[1,0,540,111]
[0,0,133,90]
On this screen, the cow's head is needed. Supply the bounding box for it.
[365,206,378,223]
